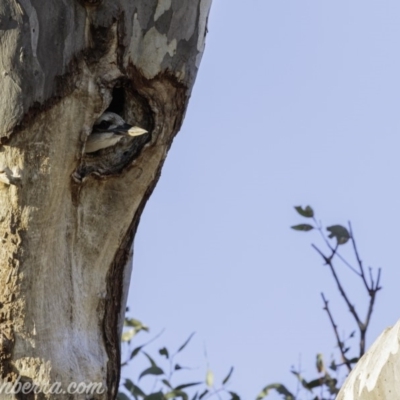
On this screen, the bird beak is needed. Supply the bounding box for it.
[128,126,148,137]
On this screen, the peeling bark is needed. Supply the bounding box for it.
[337,319,400,400]
[0,0,211,398]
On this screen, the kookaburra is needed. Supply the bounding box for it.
[85,111,148,153]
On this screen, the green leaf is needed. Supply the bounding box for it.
[326,225,350,244]
[117,393,131,400]
[139,366,164,380]
[143,352,157,367]
[291,371,312,391]
[291,224,314,231]
[256,383,295,400]
[124,379,146,398]
[165,390,188,400]
[130,346,143,360]
[162,379,173,389]
[294,205,314,218]
[306,378,323,389]
[159,347,169,359]
[326,377,339,395]
[229,392,240,400]
[206,369,214,387]
[222,367,234,385]
[174,382,202,391]
[144,393,165,400]
[177,332,196,353]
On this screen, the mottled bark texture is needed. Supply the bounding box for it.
[337,319,400,400]
[0,0,211,399]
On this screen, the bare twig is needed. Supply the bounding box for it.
[313,217,360,276]
[321,293,353,372]
[348,222,369,290]
[312,244,363,330]
[313,221,382,360]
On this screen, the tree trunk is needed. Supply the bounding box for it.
[337,319,400,400]
[0,1,211,399]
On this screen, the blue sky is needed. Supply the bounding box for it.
[125,1,400,398]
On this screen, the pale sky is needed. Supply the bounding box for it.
[125,1,400,399]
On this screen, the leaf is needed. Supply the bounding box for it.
[124,379,146,398]
[121,328,136,342]
[205,369,214,387]
[159,347,169,359]
[143,352,157,367]
[174,363,190,371]
[326,378,339,395]
[316,353,324,373]
[222,366,234,385]
[326,225,350,245]
[125,318,150,332]
[162,380,173,389]
[291,224,314,231]
[144,393,165,400]
[165,390,188,400]
[130,346,143,360]
[139,366,164,380]
[174,382,202,391]
[117,393,131,400]
[291,371,312,391]
[256,383,295,400]
[121,319,149,342]
[177,332,196,353]
[306,378,323,389]
[294,205,314,218]
[229,392,240,400]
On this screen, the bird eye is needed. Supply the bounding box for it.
[95,120,112,130]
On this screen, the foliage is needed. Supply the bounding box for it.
[258,205,381,400]
[119,206,382,400]
[118,324,239,400]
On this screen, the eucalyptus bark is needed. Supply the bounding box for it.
[337,319,400,400]
[0,1,211,399]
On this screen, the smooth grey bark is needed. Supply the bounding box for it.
[0,0,212,399]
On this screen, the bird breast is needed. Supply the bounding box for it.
[85,133,124,153]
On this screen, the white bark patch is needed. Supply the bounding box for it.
[128,23,177,79]
[17,0,39,58]
[154,0,172,21]
[337,319,400,399]
[196,0,212,67]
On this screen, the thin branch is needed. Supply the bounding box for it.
[312,244,363,329]
[348,222,369,290]
[313,218,360,276]
[321,293,352,372]
[359,267,382,356]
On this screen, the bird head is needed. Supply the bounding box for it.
[93,112,148,137]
